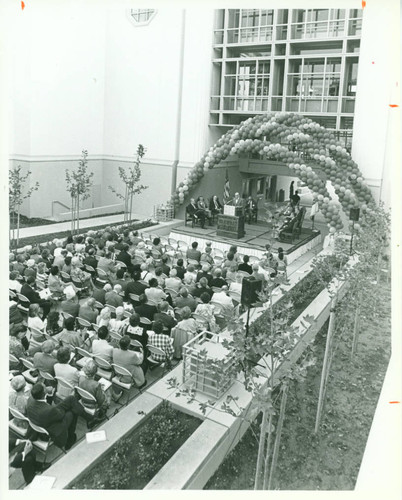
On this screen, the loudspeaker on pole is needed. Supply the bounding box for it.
[349,208,360,221]
[241,276,263,307]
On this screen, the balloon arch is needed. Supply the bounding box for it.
[170,112,375,234]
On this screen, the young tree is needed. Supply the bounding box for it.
[9,165,39,247]
[65,150,94,234]
[109,144,148,223]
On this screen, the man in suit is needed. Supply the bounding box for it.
[245,196,258,223]
[134,294,157,322]
[9,438,50,484]
[78,297,98,324]
[82,248,98,275]
[153,301,177,334]
[232,192,244,209]
[186,198,206,228]
[125,270,148,304]
[26,382,88,450]
[209,195,223,217]
[20,276,51,319]
[115,243,133,272]
[105,284,124,308]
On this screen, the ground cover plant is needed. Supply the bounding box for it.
[14,219,156,248]
[205,278,391,489]
[9,211,126,229]
[71,402,202,490]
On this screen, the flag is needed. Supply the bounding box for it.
[223,168,230,204]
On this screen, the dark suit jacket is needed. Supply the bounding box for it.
[83,255,98,272]
[26,397,66,442]
[174,266,185,280]
[186,203,199,217]
[125,280,148,301]
[116,251,133,270]
[134,303,157,321]
[209,198,223,211]
[21,283,41,304]
[238,263,253,274]
[196,271,213,285]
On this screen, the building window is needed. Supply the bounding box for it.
[227,9,274,44]
[128,9,156,26]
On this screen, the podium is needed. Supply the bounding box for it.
[217,205,245,239]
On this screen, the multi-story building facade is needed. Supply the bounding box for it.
[210,8,363,149]
[6,5,398,218]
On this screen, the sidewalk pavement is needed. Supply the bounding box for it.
[12,213,149,240]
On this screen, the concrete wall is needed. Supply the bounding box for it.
[352,1,399,207]
[10,6,106,157]
[9,158,104,218]
[101,158,173,218]
[175,160,244,219]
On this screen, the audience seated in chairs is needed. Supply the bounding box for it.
[9,215,286,472]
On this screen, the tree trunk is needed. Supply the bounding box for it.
[71,196,75,234]
[351,292,362,357]
[16,208,21,246]
[267,384,289,490]
[76,195,80,233]
[315,296,337,433]
[124,185,128,222]
[129,191,134,223]
[10,208,15,248]
[254,409,269,490]
[262,412,274,489]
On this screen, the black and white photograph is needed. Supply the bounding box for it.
[1,0,400,497]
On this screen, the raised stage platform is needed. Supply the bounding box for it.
[169,221,322,265]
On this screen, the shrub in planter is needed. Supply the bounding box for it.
[71,401,201,490]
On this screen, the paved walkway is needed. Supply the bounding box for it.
[13,213,140,240]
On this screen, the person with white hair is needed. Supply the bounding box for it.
[79,358,111,414]
[105,284,124,308]
[96,307,111,328]
[140,262,154,283]
[70,256,93,290]
[108,306,126,333]
[184,264,197,283]
[211,285,234,314]
[165,269,182,292]
[79,297,99,324]
[200,246,214,266]
[9,375,31,429]
[196,264,213,285]
[61,287,80,318]
[210,268,227,288]
[133,241,147,263]
[251,263,267,284]
[229,273,243,295]
[33,339,57,375]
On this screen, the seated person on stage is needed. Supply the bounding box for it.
[283,201,296,217]
[244,196,258,223]
[197,196,212,225]
[209,195,223,216]
[186,198,206,228]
